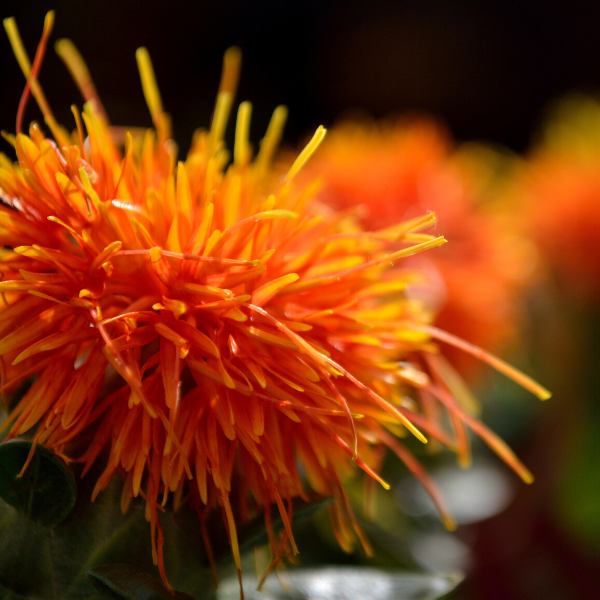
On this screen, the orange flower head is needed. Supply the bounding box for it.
[307,118,540,376]
[0,13,550,592]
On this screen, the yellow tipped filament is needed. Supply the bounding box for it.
[421,325,552,401]
[55,39,90,90]
[1,131,16,147]
[3,17,33,78]
[207,46,242,155]
[283,125,327,184]
[136,47,164,125]
[71,105,86,153]
[55,38,104,117]
[256,105,288,172]
[209,92,233,151]
[4,12,58,135]
[218,46,242,95]
[234,101,252,166]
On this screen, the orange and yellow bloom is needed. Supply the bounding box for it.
[0,13,549,592]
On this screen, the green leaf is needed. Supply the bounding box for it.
[0,580,32,600]
[0,440,76,528]
[554,411,600,552]
[87,563,195,600]
[0,505,55,598]
[0,464,215,600]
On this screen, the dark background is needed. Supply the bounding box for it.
[2,0,600,155]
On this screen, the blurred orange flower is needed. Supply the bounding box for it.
[523,95,600,300]
[307,118,540,377]
[0,13,549,592]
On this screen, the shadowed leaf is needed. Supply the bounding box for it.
[88,563,195,600]
[0,440,76,528]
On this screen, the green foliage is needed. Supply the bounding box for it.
[0,440,76,528]
[88,564,194,600]
[554,412,600,553]
[0,441,212,599]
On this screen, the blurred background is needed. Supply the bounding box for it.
[2,1,600,599]
[3,0,600,153]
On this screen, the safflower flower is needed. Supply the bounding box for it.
[0,13,549,592]
[306,118,540,377]
[522,94,600,300]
